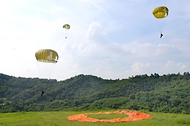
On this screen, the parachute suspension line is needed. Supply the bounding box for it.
[162,18,167,33]
[37,62,56,80]
[156,20,162,34]
[37,62,42,78]
[64,30,68,39]
[155,18,167,34]
[46,63,56,80]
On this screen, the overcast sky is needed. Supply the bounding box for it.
[0,0,190,81]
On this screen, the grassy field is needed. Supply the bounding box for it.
[0,110,190,126]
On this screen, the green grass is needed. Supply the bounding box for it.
[0,110,190,126]
[87,113,128,119]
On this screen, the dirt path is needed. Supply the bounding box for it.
[67,110,152,123]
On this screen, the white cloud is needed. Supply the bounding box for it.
[130,62,151,74]
[162,60,188,74]
[86,22,107,44]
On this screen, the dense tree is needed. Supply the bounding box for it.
[0,73,190,114]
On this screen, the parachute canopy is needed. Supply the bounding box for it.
[63,24,70,30]
[152,6,169,19]
[35,49,59,63]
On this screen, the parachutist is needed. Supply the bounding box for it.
[152,6,168,39]
[41,91,44,96]
[160,33,163,38]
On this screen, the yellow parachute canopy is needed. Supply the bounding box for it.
[35,49,59,63]
[152,6,169,19]
[63,24,70,30]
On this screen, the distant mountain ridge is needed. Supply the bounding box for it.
[0,72,190,114]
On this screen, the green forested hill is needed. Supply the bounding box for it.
[0,73,190,114]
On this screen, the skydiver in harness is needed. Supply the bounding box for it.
[41,91,45,96]
[160,33,163,38]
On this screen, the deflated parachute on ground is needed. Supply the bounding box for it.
[152,6,169,19]
[35,49,59,63]
[63,24,70,30]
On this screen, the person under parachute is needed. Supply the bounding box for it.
[63,24,70,39]
[41,91,45,96]
[152,6,169,38]
[35,49,59,97]
[160,33,163,38]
